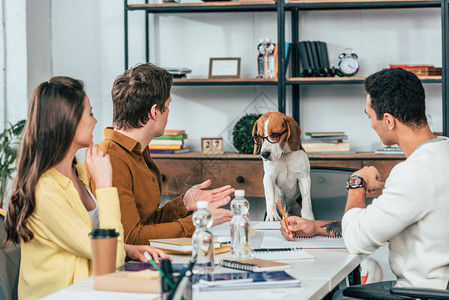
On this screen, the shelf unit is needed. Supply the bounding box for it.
[124,0,449,136]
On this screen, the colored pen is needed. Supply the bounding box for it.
[169,258,196,297]
[144,252,175,289]
[276,197,293,237]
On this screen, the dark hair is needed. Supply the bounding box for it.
[5,76,86,244]
[364,68,427,127]
[111,63,173,130]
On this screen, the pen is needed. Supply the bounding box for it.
[144,252,175,290]
[276,197,293,237]
[168,258,196,300]
[252,247,302,252]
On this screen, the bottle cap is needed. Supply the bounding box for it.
[197,201,208,209]
[235,190,245,197]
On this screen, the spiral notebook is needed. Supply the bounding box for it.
[252,248,314,260]
[220,258,291,272]
[261,231,346,249]
[193,271,301,292]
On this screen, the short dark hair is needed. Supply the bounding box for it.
[364,68,427,127]
[112,63,173,130]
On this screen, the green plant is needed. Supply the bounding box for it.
[0,120,26,209]
[232,114,261,154]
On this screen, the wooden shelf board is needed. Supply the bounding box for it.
[289,0,436,3]
[286,76,441,84]
[151,151,405,160]
[129,1,276,8]
[173,78,278,85]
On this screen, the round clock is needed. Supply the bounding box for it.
[338,50,359,76]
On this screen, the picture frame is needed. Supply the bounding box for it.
[201,137,224,155]
[208,57,241,79]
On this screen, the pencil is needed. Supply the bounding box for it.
[276,197,293,237]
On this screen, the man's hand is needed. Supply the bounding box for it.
[353,166,385,194]
[183,179,235,211]
[280,216,317,241]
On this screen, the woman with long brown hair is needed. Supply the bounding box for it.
[4,77,169,299]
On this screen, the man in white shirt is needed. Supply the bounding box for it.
[280,68,449,296]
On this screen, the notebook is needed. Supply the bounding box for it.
[193,271,301,292]
[261,231,346,249]
[149,237,230,254]
[253,221,281,230]
[252,248,314,260]
[220,258,291,272]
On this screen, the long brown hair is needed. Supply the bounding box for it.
[5,76,86,244]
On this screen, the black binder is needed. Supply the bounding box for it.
[297,41,313,77]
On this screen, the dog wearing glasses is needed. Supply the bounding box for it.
[252,112,314,221]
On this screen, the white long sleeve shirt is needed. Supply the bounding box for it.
[342,137,449,288]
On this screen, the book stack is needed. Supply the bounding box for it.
[375,144,404,155]
[149,129,190,154]
[388,64,442,77]
[302,132,351,153]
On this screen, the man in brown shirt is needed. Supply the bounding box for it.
[89,63,234,245]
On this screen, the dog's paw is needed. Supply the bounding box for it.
[266,214,281,222]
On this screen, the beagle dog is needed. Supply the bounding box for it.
[252,112,314,221]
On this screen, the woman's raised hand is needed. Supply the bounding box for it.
[85,144,113,189]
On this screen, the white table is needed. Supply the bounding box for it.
[44,223,361,300]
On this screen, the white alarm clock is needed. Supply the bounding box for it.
[338,50,359,76]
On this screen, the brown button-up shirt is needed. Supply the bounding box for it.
[88,128,195,245]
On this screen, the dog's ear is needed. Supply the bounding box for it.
[285,116,302,151]
[252,119,261,155]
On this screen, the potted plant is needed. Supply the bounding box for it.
[0,120,25,209]
[232,114,261,154]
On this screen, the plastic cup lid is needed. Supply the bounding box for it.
[89,228,119,238]
[235,190,245,197]
[197,201,208,209]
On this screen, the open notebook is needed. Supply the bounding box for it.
[261,231,346,249]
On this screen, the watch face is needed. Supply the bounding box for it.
[339,57,359,75]
[349,176,362,187]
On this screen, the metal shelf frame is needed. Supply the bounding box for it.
[289,0,448,135]
[124,0,449,136]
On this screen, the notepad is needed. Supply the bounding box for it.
[220,258,291,272]
[149,237,230,254]
[252,248,314,260]
[193,271,301,292]
[261,231,346,249]
[253,222,281,230]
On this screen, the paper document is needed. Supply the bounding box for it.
[253,222,281,230]
[261,231,346,249]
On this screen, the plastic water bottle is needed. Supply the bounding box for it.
[192,201,214,274]
[230,190,251,259]
[257,39,265,78]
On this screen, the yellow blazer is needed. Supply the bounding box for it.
[19,162,126,300]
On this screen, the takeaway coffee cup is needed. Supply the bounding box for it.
[89,228,119,276]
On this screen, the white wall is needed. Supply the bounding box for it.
[0,0,29,131]
[47,1,442,153]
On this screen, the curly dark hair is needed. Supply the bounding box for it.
[364,68,427,127]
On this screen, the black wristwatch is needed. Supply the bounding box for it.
[346,175,366,190]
